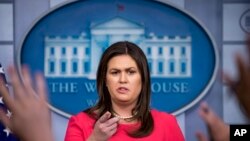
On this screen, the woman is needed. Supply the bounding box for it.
[64,41,185,141]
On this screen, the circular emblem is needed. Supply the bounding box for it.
[17,0,218,118]
[240,9,250,33]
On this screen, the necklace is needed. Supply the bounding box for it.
[111,111,138,120]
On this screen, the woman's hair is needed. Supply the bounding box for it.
[85,41,153,137]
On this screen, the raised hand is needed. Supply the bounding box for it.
[196,102,229,141]
[0,66,54,141]
[88,111,119,141]
[224,36,250,118]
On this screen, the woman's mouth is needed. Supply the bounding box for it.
[117,87,129,94]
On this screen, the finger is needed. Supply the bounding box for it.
[0,80,15,111]
[236,55,250,85]
[98,111,111,123]
[8,66,24,100]
[104,117,119,127]
[199,102,210,120]
[0,69,8,88]
[198,102,216,125]
[223,72,235,87]
[0,108,12,130]
[35,72,47,101]
[195,132,207,141]
[105,122,118,131]
[108,127,118,137]
[223,72,240,96]
[21,66,36,97]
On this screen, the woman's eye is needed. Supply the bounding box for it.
[111,71,118,75]
[128,71,136,74]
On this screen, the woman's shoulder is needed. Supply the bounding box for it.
[150,109,177,122]
[69,111,95,123]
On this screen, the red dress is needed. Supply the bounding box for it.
[64,109,185,141]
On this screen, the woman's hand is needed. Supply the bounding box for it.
[88,112,119,141]
[0,66,54,141]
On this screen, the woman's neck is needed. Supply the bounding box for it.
[111,102,136,117]
[111,104,138,124]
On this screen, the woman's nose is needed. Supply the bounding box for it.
[119,72,128,83]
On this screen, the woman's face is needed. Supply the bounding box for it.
[106,55,142,106]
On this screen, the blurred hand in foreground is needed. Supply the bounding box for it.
[224,36,250,118]
[0,66,54,141]
[196,102,229,141]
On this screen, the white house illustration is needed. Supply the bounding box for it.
[44,17,192,78]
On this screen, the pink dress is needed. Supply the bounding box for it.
[64,109,185,141]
